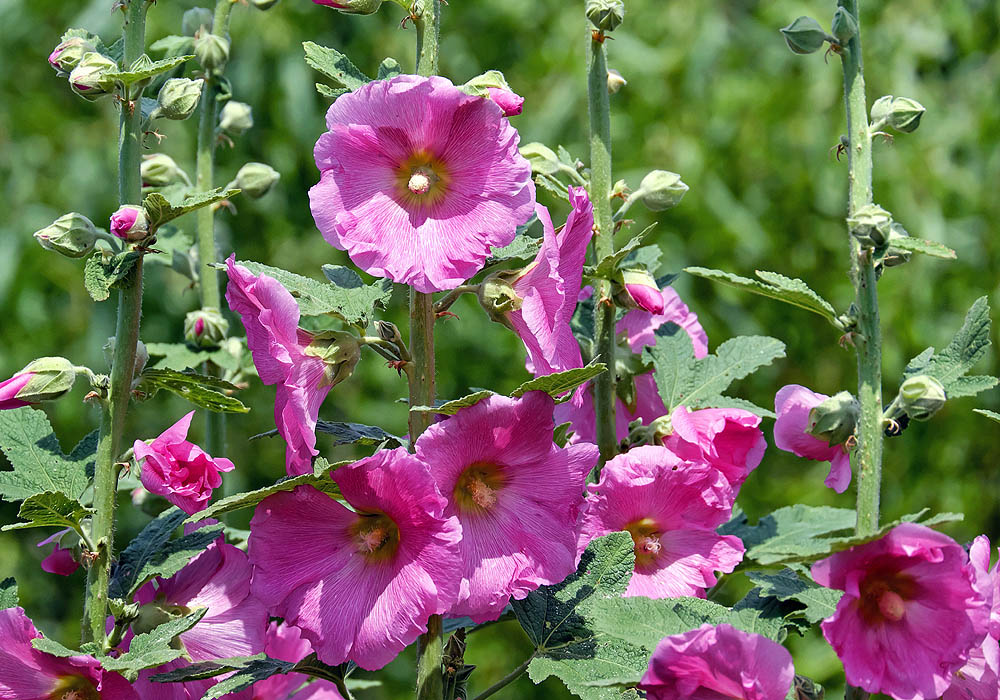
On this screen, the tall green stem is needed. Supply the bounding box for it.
[412,3,443,698]
[83,0,148,645]
[587,30,616,471]
[838,0,882,537]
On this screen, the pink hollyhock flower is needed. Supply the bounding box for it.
[618,285,709,357]
[579,445,743,598]
[249,448,461,670]
[0,371,33,410]
[109,205,148,242]
[0,606,137,699]
[811,523,990,700]
[37,529,79,576]
[309,74,535,293]
[486,87,524,116]
[773,384,852,493]
[133,538,266,699]
[414,391,598,622]
[133,411,235,515]
[251,622,344,700]
[508,187,594,376]
[637,623,794,700]
[663,405,766,490]
[555,372,666,445]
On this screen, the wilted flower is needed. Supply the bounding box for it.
[37,529,79,576]
[309,74,534,292]
[773,384,852,493]
[662,405,766,491]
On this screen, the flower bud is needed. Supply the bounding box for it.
[830,7,858,45]
[312,0,383,14]
[152,78,204,121]
[519,143,562,176]
[607,68,627,94]
[194,33,230,74]
[614,269,664,314]
[635,170,688,211]
[886,97,925,134]
[251,0,281,9]
[586,0,624,32]
[806,390,859,446]
[48,37,97,75]
[898,375,946,421]
[184,308,229,347]
[33,213,98,259]
[477,271,523,328]
[881,223,912,268]
[230,162,280,199]
[182,7,214,36]
[15,357,78,404]
[141,154,191,188]
[460,72,524,117]
[486,87,524,117]
[304,331,362,389]
[780,16,829,55]
[375,320,402,344]
[68,52,117,100]
[110,206,150,243]
[219,101,253,134]
[847,204,892,247]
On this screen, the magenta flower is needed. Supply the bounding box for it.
[0,606,138,699]
[663,405,766,491]
[618,285,708,357]
[773,384,852,493]
[811,523,990,699]
[37,529,79,576]
[508,187,594,375]
[579,445,743,598]
[0,371,33,410]
[486,87,524,116]
[133,411,235,515]
[251,622,344,700]
[109,205,148,242]
[415,392,597,622]
[637,623,795,700]
[249,448,461,670]
[309,74,535,293]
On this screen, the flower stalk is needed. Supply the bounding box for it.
[83,0,149,645]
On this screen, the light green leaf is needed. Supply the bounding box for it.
[0,409,95,502]
[150,36,195,53]
[143,188,239,231]
[486,229,541,265]
[594,225,656,279]
[32,637,90,658]
[945,375,999,399]
[302,42,369,90]
[974,409,1000,424]
[186,471,344,524]
[101,610,207,681]
[316,83,349,100]
[904,296,994,395]
[0,578,18,610]
[144,226,196,280]
[105,54,191,86]
[84,250,144,302]
[512,363,607,399]
[697,395,776,419]
[888,236,957,259]
[145,342,241,373]
[411,391,495,416]
[685,267,838,324]
[745,568,842,623]
[376,57,402,80]
[2,491,92,531]
[134,369,248,414]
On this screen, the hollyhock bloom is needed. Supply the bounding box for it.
[414,391,597,622]
[663,405,766,490]
[811,523,990,699]
[507,187,594,375]
[109,205,148,242]
[0,371,33,410]
[249,448,461,669]
[251,622,344,700]
[579,445,743,598]
[37,529,79,576]
[0,606,137,699]
[309,74,535,292]
[637,623,794,700]
[133,411,235,515]
[618,285,708,358]
[773,384,852,493]
[133,538,266,699]
[226,257,359,475]
[486,87,524,116]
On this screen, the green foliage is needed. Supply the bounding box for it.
[2,490,91,532]
[685,267,838,326]
[84,251,144,302]
[745,568,842,623]
[150,36,195,54]
[144,226,196,281]
[0,578,18,610]
[645,324,785,417]
[134,368,249,413]
[593,225,656,279]
[105,54,192,86]
[186,468,344,523]
[142,188,239,231]
[303,41,370,91]
[888,236,956,260]
[145,342,242,373]
[101,609,207,681]
[376,57,402,80]
[0,408,94,502]
[975,409,1000,424]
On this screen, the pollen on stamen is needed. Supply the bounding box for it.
[878,590,906,622]
[637,534,662,556]
[358,527,388,554]
[407,171,432,195]
[465,478,498,510]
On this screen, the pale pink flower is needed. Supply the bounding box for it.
[251,622,344,700]
[811,523,990,700]
[579,445,743,598]
[134,411,235,515]
[773,384,852,493]
[37,529,79,576]
[637,623,794,700]
[249,448,461,670]
[0,371,33,410]
[486,87,524,116]
[663,405,766,490]
[0,606,138,699]
[415,391,598,622]
[309,74,534,293]
[618,285,709,357]
[509,187,594,375]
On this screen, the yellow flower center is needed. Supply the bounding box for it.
[350,512,400,562]
[49,677,99,700]
[453,462,507,514]
[397,150,449,207]
[625,518,663,568]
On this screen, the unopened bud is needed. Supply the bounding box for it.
[184,308,229,347]
[477,271,523,328]
[68,52,117,100]
[312,0,383,14]
[16,357,78,403]
[636,170,688,211]
[33,213,98,259]
[607,68,627,94]
[830,7,858,45]
[152,78,204,121]
[881,223,912,268]
[104,339,148,380]
[519,143,562,176]
[614,270,664,314]
[886,97,925,134]
[182,7,214,36]
[780,16,830,55]
[194,33,230,74]
[219,101,253,134]
[48,36,97,75]
[807,390,859,446]
[230,162,280,199]
[110,206,150,243]
[141,154,191,188]
[304,331,362,388]
[898,375,946,421]
[848,204,892,247]
[375,320,401,344]
[586,0,624,32]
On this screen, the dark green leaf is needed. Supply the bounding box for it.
[411,391,495,416]
[134,369,248,414]
[0,408,94,502]
[685,267,838,324]
[101,610,207,681]
[186,471,344,524]
[974,409,1000,424]
[145,342,242,373]
[2,491,92,531]
[320,264,394,324]
[745,568,842,623]
[316,84,349,100]
[594,225,656,279]
[0,578,18,610]
[149,654,268,683]
[84,251,143,302]
[302,42,369,90]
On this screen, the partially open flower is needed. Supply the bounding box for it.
[773,384,852,493]
[110,205,150,242]
[37,529,80,576]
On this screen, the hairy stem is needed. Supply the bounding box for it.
[588,30,616,472]
[470,654,535,700]
[83,0,148,645]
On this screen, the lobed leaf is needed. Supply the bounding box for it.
[185,470,344,524]
[101,610,207,681]
[0,409,95,503]
[888,236,957,259]
[84,251,144,302]
[904,296,994,395]
[134,369,248,414]
[2,491,92,532]
[145,342,242,373]
[593,225,657,279]
[105,54,191,86]
[302,42,369,90]
[686,267,838,325]
[411,391,495,416]
[512,363,607,399]
[315,84,349,100]
[143,188,239,231]
[745,568,842,623]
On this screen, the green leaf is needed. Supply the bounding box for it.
[302,41,370,90]
[134,369,248,414]
[376,57,402,80]
[101,610,207,681]
[202,657,297,698]
[32,636,89,658]
[904,297,994,395]
[974,409,1000,424]
[685,267,838,325]
[512,363,607,400]
[645,324,785,413]
[2,491,92,531]
[144,226,196,280]
[150,36,195,53]
[248,421,406,449]
[145,342,242,373]
[105,54,191,86]
[486,229,541,265]
[535,173,573,202]
[888,236,957,259]
[109,508,224,600]
[745,568,842,623]
[0,578,18,610]
[411,390,495,416]
[594,225,656,279]
[315,83,350,100]
[143,188,239,231]
[945,375,999,399]
[84,251,144,302]
[0,408,94,502]
[185,471,344,524]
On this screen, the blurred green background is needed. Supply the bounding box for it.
[1,0,998,697]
